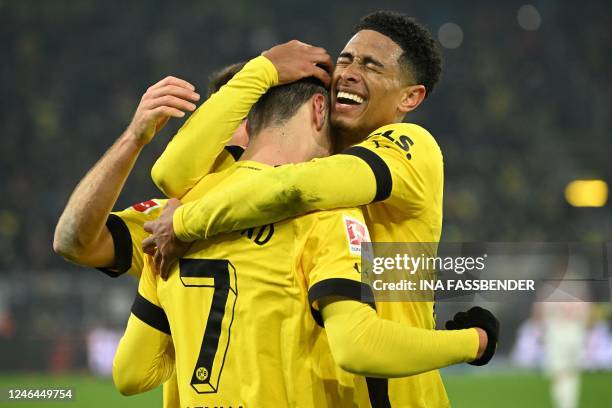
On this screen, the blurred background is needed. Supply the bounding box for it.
[1,0,611,406]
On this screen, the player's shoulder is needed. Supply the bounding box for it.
[113,198,168,220]
[367,122,438,146]
[370,122,432,137]
[299,208,370,256]
[297,207,366,235]
[360,122,442,166]
[307,207,364,221]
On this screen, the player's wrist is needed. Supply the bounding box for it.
[445,306,499,366]
[172,206,190,243]
[474,328,487,360]
[256,55,280,86]
[121,128,148,151]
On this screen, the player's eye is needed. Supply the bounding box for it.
[365,62,382,72]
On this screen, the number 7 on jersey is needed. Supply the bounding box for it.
[179,258,238,394]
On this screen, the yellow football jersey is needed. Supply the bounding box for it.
[98,146,243,279]
[132,161,378,407]
[98,147,244,407]
[144,51,450,407]
[168,123,448,407]
[344,124,447,408]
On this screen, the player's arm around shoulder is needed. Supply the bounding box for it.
[346,122,444,215]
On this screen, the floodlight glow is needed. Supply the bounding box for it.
[565,179,608,207]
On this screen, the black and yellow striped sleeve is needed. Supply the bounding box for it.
[131,293,170,335]
[95,199,167,279]
[96,214,132,278]
[298,208,376,327]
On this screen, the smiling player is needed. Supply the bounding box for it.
[144,11,499,407]
[114,75,495,408]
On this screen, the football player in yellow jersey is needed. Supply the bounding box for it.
[113,76,492,408]
[144,11,500,407]
[53,64,250,407]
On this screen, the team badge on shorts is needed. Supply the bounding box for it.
[343,216,371,255]
[131,199,161,214]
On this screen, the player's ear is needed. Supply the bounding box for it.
[312,93,327,131]
[397,84,426,114]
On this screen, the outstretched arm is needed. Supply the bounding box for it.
[160,123,438,243]
[298,208,493,378]
[320,299,494,378]
[53,76,199,268]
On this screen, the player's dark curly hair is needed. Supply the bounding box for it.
[354,11,442,97]
[248,77,329,136]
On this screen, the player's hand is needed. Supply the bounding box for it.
[142,198,191,280]
[262,40,333,87]
[126,76,200,147]
[445,306,500,366]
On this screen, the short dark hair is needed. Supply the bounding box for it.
[247,78,329,136]
[354,11,442,97]
[207,61,247,97]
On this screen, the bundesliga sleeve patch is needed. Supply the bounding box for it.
[131,199,161,214]
[343,216,371,255]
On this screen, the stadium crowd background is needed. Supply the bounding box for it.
[1,0,611,404]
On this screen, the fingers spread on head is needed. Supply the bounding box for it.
[311,66,331,88]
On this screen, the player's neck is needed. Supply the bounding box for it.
[331,115,407,153]
[331,126,369,153]
[241,126,331,166]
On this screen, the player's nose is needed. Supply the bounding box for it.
[338,63,361,83]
